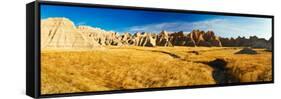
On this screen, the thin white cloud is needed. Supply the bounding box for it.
[127,19,225,33]
[126,18,271,39]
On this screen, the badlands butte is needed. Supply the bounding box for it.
[41,18,272,50]
[41,18,272,94]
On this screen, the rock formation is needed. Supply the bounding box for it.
[169,31,196,47]
[156,30,222,47]
[267,37,272,51]
[41,18,93,49]
[133,32,156,47]
[249,36,268,48]
[185,33,196,46]
[220,37,236,47]
[41,17,272,49]
[77,26,122,46]
[170,31,186,46]
[204,31,222,47]
[220,36,271,49]
[119,32,133,45]
[156,30,173,47]
[189,30,222,47]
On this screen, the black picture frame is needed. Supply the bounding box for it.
[26,0,274,98]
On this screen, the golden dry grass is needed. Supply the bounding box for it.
[41,46,272,94]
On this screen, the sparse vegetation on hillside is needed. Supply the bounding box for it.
[41,46,272,94]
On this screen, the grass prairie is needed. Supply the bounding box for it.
[41,46,272,94]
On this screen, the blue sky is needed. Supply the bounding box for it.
[41,4,272,39]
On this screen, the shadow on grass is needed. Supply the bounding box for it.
[196,59,239,84]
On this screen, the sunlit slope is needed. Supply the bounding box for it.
[41,46,272,94]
